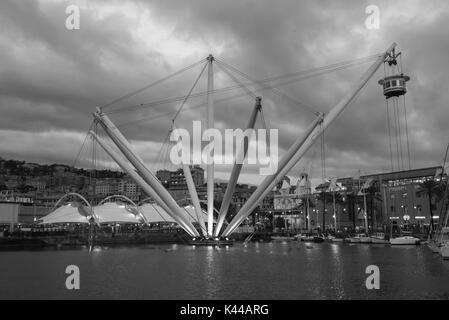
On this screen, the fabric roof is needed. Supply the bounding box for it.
[139,204,214,224]
[40,201,213,226]
[139,203,176,223]
[94,202,144,224]
[39,204,91,224]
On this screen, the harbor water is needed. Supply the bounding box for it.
[1,242,448,300]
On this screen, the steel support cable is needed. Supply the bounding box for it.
[111,58,379,130]
[398,54,412,170]
[158,61,206,173]
[215,58,320,116]
[395,97,404,170]
[150,62,207,172]
[152,129,173,171]
[383,62,393,172]
[258,107,271,158]
[321,123,326,182]
[386,98,394,172]
[172,61,208,123]
[109,59,376,120]
[105,55,379,115]
[403,94,412,170]
[214,61,258,100]
[392,96,401,170]
[73,121,95,168]
[101,58,207,110]
[150,202,168,223]
[215,59,266,165]
[105,68,322,115]
[216,54,381,93]
[320,123,326,230]
[215,55,381,115]
[108,60,375,117]
[114,92,247,129]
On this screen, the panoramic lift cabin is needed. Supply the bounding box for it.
[378,74,410,99]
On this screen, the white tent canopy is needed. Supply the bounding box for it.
[139,204,214,225]
[39,204,91,224]
[40,201,213,227]
[138,203,175,223]
[94,202,144,224]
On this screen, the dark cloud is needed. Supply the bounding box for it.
[1,0,448,185]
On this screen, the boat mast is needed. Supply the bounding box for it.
[333,189,337,232]
[363,177,369,233]
[206,54,215,237]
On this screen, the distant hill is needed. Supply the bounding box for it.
[0,156,124,179]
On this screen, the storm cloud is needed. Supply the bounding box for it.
[1,0,448,185]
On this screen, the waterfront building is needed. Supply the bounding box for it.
[26,178,47,192]
[156,166,205,189]
[271,175,310,231]
[312,166,444,231]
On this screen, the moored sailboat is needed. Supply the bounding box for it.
[370,232,389,244]
[390,236,420,245]
[349,233,372,244]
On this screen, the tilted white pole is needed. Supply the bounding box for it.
[222,115,323,236]
[182,165,207,236]
[89,131,197,237]
[172,123,207,236]
[214,97,261,237]
[223,43,397,237]
[93,111,200,237]
[206,54,215,237]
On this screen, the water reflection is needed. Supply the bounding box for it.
[1,242,449,299]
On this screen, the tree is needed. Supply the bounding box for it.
[316,191,344,230]
[365,184,382,230]
[418,179,444,235]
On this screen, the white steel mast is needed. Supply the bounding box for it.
[214,97,261,237]
[206,54,215,237]
[93,110,200,237]
[222,115,324,237]
[89,131,198,237]
[222,43,397,237]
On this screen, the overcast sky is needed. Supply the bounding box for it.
[0,0,448,186]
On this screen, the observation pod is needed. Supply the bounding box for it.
[378,74,410,99]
